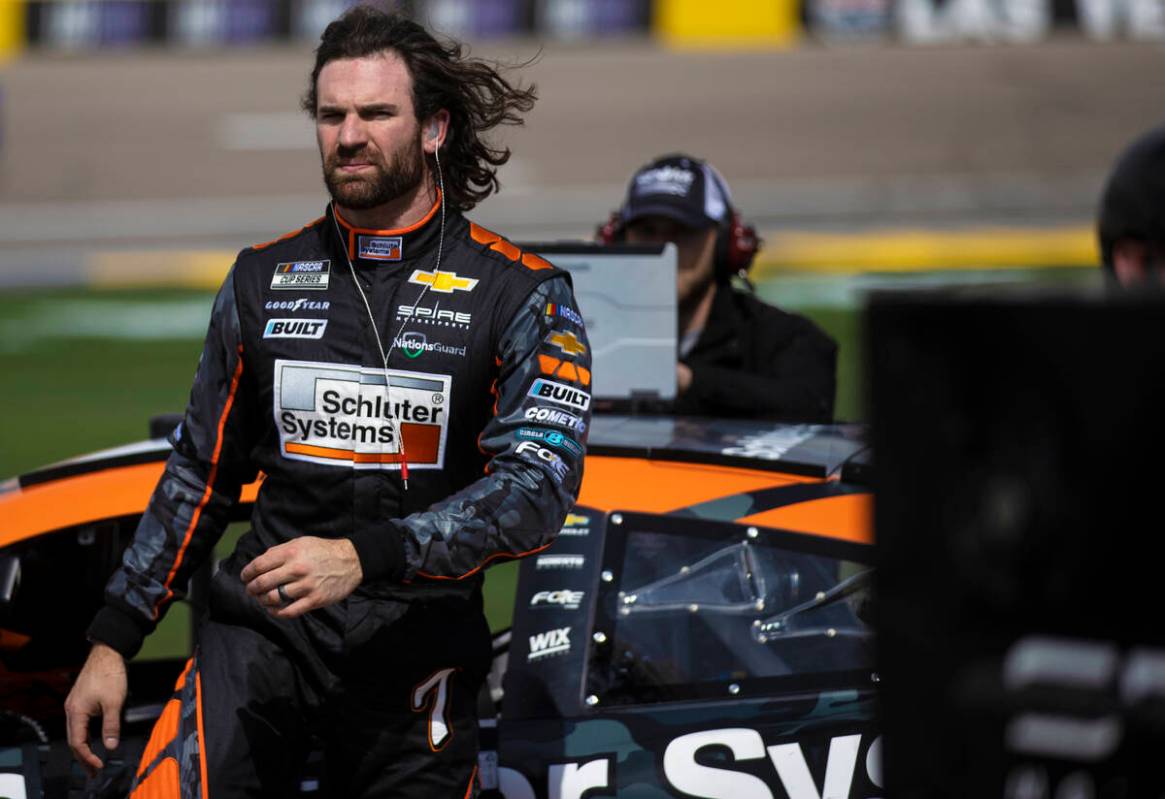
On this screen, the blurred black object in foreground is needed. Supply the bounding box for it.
[870,288,1165,798]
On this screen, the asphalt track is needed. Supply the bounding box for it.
[1,36,1163,285]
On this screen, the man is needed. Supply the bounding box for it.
[64,7,590,797]
[1098,124,1165,287]
[600,154,836,421]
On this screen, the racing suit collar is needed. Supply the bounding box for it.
[330,192,443,264]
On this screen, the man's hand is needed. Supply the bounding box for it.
[65,642,127,777]
[241,537,363,619]
[677,362,693,395]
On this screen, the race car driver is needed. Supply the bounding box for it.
[64,7,591,797]
[599,154,837,421]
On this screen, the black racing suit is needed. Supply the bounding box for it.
[675,285,836,422]
[87,199,592,797]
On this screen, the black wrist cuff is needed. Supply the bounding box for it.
[86,606,151,660]
[348,521,407,583]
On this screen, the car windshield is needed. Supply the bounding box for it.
[589,520,874,705]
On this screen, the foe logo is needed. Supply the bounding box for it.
[515,440,570,483]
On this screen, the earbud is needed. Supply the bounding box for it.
[429,123,439,141]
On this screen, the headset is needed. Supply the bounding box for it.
[595,196,761,286]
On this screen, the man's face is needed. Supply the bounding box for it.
[314,52,425,210]
[624,216,718,306]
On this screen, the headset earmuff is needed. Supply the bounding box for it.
[714,209,760,284]
[596,211,624,244]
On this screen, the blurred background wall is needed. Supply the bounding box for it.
[2,0,1163,461]
[2,0,1162,654]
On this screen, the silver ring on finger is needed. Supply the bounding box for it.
[276,584,291,605]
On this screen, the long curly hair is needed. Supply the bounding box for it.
[302,6,537,213]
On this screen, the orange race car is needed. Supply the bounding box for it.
[0,414,876,798]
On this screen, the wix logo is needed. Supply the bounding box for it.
[528,627,571,661]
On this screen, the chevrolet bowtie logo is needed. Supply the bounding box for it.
[549,331,587,356]
[563,513,588,527]
[409,270,479,293]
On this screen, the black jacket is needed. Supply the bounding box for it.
[88,200,592,658]
[676,286,836,422]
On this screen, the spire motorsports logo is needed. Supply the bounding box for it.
[393,332,467,360]
[272,359,451,470]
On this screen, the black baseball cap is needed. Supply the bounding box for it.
[619,154,733,230]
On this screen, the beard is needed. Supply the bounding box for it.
[322,135,426,210]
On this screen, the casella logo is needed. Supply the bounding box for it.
[265,299,331,313]
[264,319,327,339]
[530,590,585,610]
[527,627,571,661]
[515,440,569,483]
[271,261,330,290]
[529,379,590,412]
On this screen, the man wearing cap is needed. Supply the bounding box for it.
[1098,125,1165,288]
[600,153,837,421]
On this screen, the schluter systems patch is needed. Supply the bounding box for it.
[273,359,451,470]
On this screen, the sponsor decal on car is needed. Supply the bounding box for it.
[409,269,478,293]
[527,627,571,661]
[271,260,330,290]
[393,332,467,359]
[529,590,585,610]
[545,302,584,326]
[273,359,450,470]
[559,512,590,536]
[264,298,331,313]
[515,440,570,483]
[264,319,327,339]
[396,303,472,330]
[720,426,816,460]
[547,331,586,356]
[357,235,402,261]
[524,406,587,434]
[536,554,585,570]
[528,379,590,412]
[517,427,583,458]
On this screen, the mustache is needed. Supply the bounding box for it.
[325,146,382,170]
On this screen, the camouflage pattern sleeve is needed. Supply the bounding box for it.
[350,275,591,583]
[87,266,259,658]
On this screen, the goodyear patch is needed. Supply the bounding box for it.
[272,260,330,290]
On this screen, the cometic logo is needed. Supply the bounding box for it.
[536,554,585,570]
[529,379,590,412]
[524,406,587,434]
[527,627,571,661]
[263,319,327,339]
[265,299,331,312]
[530,590,585,610]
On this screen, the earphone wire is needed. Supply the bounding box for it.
[331,134,447,491]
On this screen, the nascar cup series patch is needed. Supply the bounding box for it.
[272,359,451,470]
[271,261,330,290]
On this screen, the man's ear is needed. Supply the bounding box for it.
[1112,239,1148,287]
[422,109,451,155]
